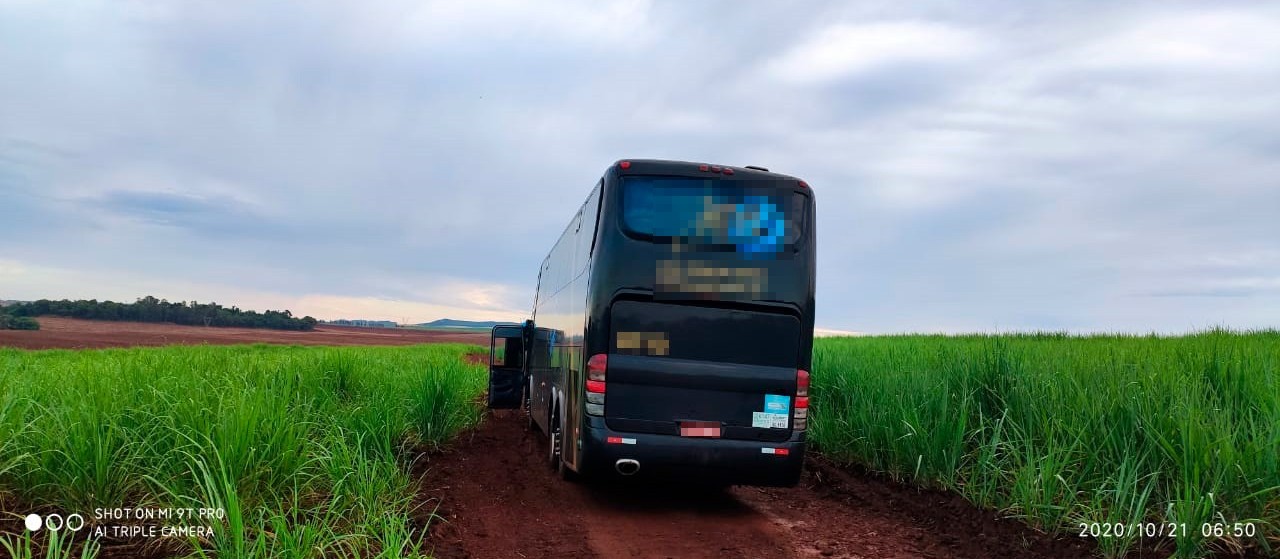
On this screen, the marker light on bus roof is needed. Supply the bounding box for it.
[696,163,736,174]
[619,161,631,169]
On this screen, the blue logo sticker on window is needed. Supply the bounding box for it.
[730,196,786,258]
[764,394,790,414]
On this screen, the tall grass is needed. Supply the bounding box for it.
[809,329,1280,558]
[0,343,486,558]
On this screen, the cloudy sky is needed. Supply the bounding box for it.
[2,0,1278,333]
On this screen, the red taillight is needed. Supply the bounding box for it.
[794,369,810,431]
[586,354,608,415]
[619,161,631,169]
[587,354,607,381]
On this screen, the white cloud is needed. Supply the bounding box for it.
[294,294,522,323]
[339,0,654,55]
[764,21,986,84]
[1073,10,1280,72]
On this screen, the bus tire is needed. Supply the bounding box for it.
[548,405,563,469]
[524,379,537,432]
[554,411,579,482]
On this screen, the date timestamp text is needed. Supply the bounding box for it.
[1079,522,1258,539]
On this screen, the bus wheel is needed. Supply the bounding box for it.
[548,408,563,468]
[551,411,579,482]
[525,380,537,432]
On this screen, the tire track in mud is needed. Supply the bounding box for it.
[416,410,1098,559]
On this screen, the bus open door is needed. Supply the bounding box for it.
[486,325,526,408]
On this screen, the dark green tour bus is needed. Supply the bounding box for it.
[487,158,816,486]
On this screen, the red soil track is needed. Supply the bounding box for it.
[417,410,1101,559]
[0,317,487,350]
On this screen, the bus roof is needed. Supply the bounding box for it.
[610,159,807,185]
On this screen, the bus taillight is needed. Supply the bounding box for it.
[588,354,607,381]
[794,369,810,430]
[586,354,607,415]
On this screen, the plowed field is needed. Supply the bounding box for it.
[0,317,487,349]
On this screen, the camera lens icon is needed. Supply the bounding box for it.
[24,513,85,532]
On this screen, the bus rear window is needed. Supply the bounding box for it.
[621,177,806,256]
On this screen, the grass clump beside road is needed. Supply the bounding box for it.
[0,343,486,558]
[809,329,1280,558]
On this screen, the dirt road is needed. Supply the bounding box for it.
[416,410,1099,559]
[0,317,488,350]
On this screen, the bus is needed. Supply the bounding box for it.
[487,159,816,486]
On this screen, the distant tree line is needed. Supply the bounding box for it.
[0,312,39,330]
[5,296,318,331]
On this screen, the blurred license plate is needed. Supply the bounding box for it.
[679,421,721,437]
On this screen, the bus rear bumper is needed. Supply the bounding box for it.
[579,422,805,487]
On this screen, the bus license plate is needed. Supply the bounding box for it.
[679,421,721,437]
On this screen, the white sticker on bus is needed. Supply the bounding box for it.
[752,411,789,429]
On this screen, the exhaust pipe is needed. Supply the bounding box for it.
[615,459,640,476]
